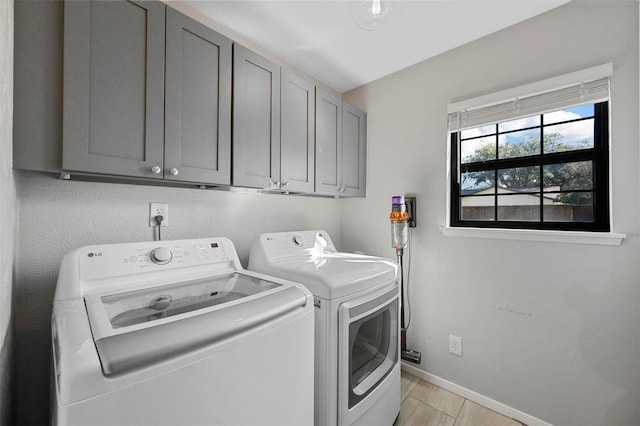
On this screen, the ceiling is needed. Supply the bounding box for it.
[183,0,570,93]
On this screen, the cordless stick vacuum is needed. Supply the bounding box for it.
[390,196,422,364]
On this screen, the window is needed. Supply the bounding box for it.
[448,68,611,232]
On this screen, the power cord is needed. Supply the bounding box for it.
[155,215,164,241]
[405,227,413,330]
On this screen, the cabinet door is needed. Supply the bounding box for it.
[62,0,165,178]
[342,102,367,197]
[315,87,342,196]
[165,8,232,185]
[14,0,63,173]
[280,70,315,193]
[233,44,281,189]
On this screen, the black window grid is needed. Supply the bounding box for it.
[450,102,609,231]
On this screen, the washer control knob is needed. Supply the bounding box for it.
[150,247,173,265]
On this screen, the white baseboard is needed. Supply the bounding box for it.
[401,362,554,426]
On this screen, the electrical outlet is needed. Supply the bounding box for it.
[449,335,463,357]
[149,202,169,227]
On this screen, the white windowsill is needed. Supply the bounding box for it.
[440,226,626,246]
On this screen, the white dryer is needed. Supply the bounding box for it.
[52,237,314,426]
[249,230,401,426]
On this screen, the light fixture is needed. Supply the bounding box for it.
[349,0,402,31]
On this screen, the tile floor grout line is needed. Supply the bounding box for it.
[401,372,526,426]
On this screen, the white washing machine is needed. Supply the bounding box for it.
[249,230,401,426]
[51,237,314,426]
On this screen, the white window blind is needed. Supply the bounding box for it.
[448,64,612,132]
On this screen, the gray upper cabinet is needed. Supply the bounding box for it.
[14,0,64,173]
[341,102,367,197]
[233,44,281,189]
[62,0,166,179]
[315,87,366,197]
[14,0,365,196]
[315,87,343,196]
[233,47,315,192]
[280,69,315,193]
[165,8,232,185]
[61,1,231,185]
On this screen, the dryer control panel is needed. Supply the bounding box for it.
[255,230,337,254]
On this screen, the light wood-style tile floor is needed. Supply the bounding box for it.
[395,371,526,426]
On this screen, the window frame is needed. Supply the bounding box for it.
[449,101,610,232]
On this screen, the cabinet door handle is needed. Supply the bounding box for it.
[151,165,162,174]
[169,168,179,176]
[282,181,289,187]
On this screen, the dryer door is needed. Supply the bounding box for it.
[338,284,399,422]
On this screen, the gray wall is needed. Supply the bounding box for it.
[342,1,639,425]
[0,0,15,424]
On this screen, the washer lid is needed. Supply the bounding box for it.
[98,272,279,329]
[84,271,309,376]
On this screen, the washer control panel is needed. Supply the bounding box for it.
[150,247,173,265]
[78,238,238,281]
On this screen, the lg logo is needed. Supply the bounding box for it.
[87,252,103,258]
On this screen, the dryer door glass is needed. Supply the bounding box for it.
[352,310,390,384]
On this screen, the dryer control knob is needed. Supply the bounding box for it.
[293,235,304,246]
[150,247,173,265]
